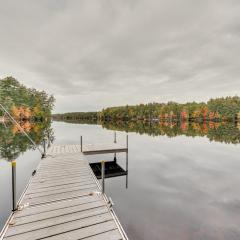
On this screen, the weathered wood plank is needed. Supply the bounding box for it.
[43,221,118,240]
[6,206,109,235]
[31,171,92,183]
[25,183,96,198]
[34,167,91,175]
[14,202,106,226]
[4,214,113,240]
[22,187,97,206]
[26,180,94,194]
[85,229,122,240]
[26,180,94,195]
[28,176,94,189]
[15,196,101,218]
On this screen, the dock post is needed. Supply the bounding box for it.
[113,131,117,161]
[126,135,129,166]
[11,160,17,212]
[80,136,83,152]
[42,137,47,158]
[101,160,105,194]
[126,134,128,189]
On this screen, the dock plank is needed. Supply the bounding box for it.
[85,229,122,240]
[4,213,113,240]
[13,202,106,226]
[15,196,101,218]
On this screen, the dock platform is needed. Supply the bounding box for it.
[0,144,128,240]
[80,134,128,155]
[82,144,127,155]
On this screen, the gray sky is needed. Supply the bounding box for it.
[0,0,240,113]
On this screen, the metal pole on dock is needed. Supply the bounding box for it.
[80,136,83,152]
[126,153,129,189]
[42,138,47,158]
[126,134,128,189]
[11,160,17,212]
[113,132,117,161]
[101,160,105,194]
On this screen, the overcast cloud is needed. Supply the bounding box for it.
[0,0,240,112]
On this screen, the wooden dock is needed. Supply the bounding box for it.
[0,144,128,240]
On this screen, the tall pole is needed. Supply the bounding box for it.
[126,134,128,189]
[80,136,83,152]
[11,160,17,211]
[113,131,117,161]
[101,160,105,194]
[42,138,47,158]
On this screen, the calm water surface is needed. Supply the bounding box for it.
[1,121,240,240]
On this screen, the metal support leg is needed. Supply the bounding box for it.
[11,160,17,211]
[101,161,105,194]
[42,138,47,158]
[80,136,83,152]
[126,149,129,189]
[126,134,129,189]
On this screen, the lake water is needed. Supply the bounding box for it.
[1,120,240,239]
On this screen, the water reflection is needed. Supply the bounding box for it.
[102,121,240,144]
[55,119,240,144]
[0,121,54,161]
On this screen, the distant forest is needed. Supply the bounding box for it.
[53,96,240,122]
[53,112,98,121]
[0,76,55,121]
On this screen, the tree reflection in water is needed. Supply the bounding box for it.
[55,118,240,145]
[0,121,54,161]
[102,121,240,144]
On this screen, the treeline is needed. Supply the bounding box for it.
[0,76,55,120]
[100,96,240,122]
[52,112,98,121]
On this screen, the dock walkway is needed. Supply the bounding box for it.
[0,144,128,240]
